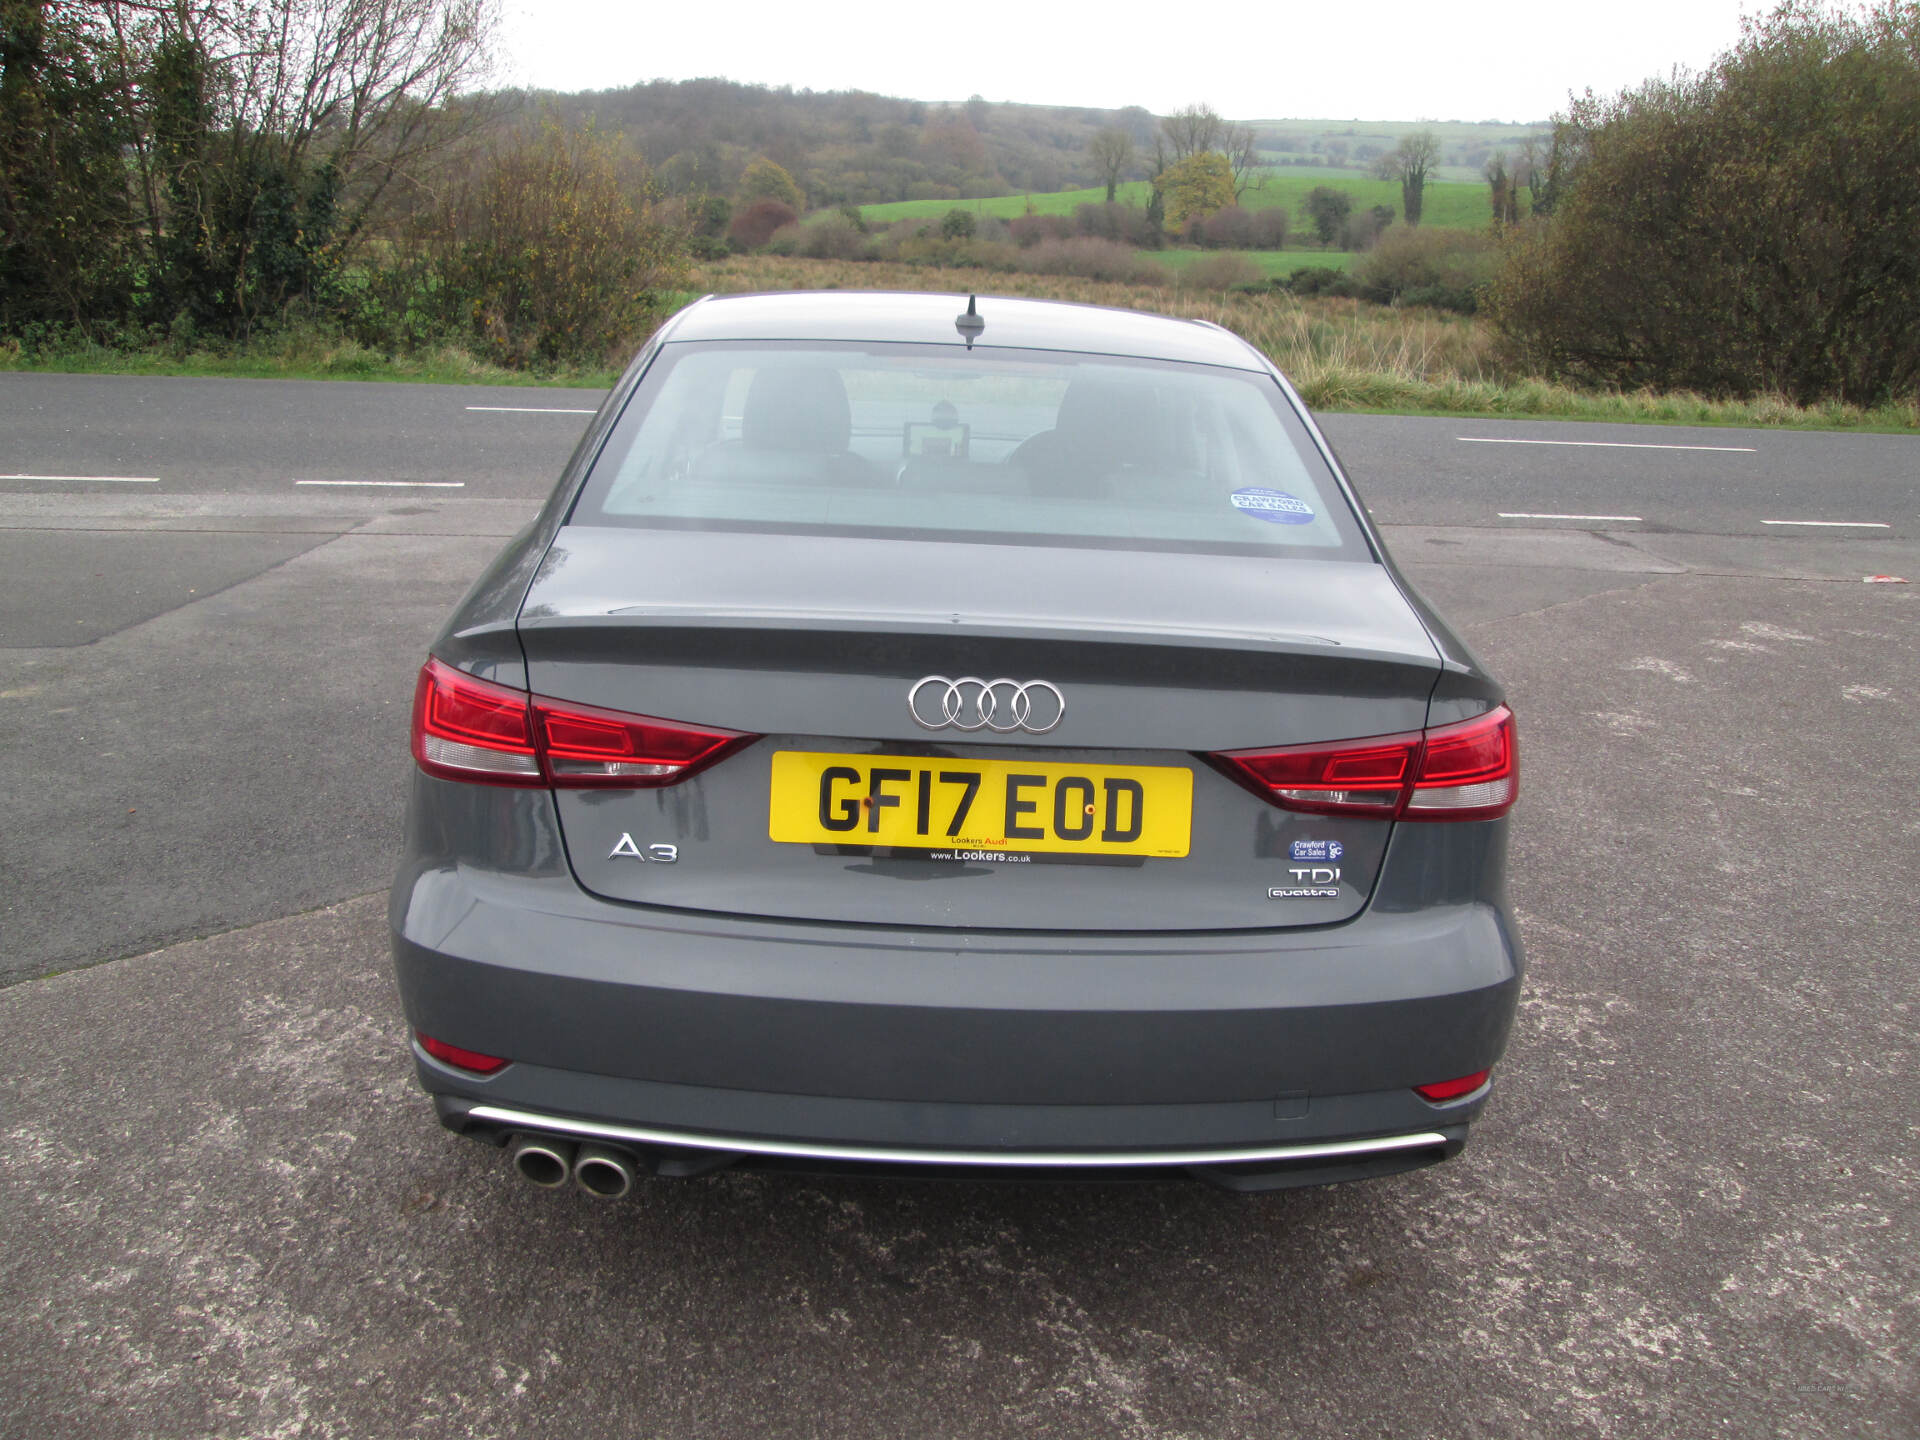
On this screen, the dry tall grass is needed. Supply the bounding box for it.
[689,255,1920,430]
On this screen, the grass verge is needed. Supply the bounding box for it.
[0,328,621,389]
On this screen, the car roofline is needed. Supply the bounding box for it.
[659,289,1266,370]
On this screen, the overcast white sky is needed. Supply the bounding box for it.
[493,0,1763,124]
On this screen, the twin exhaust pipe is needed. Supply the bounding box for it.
[510,1136,637,1198]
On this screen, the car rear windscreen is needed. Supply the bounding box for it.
[572,341,1370,558]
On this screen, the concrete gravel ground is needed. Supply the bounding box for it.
[3,540,1913,1438]
[0,518,506,987]
[3,376,1914,1435]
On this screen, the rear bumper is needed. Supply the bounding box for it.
[391,849,1521,1167]
[434,1088,1471,1191]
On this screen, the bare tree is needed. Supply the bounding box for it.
[1519,126,1582,217]
[1152,103,1261,200]
[1485,152,1519,227]
[1160,102,1226,163]
[1223,120,1262,200]
[104,0,498,250]
[1373,128,1440,226]
[1087,126,1133,203]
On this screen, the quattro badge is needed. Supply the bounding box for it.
[1270,864,1341,900]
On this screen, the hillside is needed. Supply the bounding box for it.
[533,79,1530,213]
[528,80,1161,205]
[1247,118,1552,183]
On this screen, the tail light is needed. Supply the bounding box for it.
[411,658,755,788]
[1405,708,1518,818]
[1209,706,1516,821]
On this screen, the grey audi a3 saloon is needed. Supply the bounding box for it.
[392,290,1522,1196]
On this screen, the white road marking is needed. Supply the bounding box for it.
[0,473,158,483]
[1761,519,1890,528]
[1459,437,1757,452]
[1498,512,1644,522]
[465,405,597,414]
[293,479,465,488]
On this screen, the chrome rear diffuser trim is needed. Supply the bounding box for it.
[463,1103,1450,1169]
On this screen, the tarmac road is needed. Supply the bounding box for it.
[0,373,1915,1439]
[0,370,1914,533]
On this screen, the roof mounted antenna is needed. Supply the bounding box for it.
[955,294,984,349]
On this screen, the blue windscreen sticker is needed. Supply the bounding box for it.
[1230,487,1315,524]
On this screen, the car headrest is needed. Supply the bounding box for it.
[1051,377,1162,455]
[742,365,853,453]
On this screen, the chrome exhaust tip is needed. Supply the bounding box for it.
[511,1135,575,1188]
[573,1144,638,1199]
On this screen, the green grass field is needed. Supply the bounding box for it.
[1248,118,1552,184]
[1150,248,1357,277]
[859,173,1493,231]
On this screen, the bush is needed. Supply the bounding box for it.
[736,156,803,210]
[1008,213,1075,248]
[681,194,732,258]
[1194,205,1257,249]
[868,221,1020,270]
[1303,186,1353,248]
[1249,207,1290,249]
[1019,237,1166,284]
[1355,228,1497,312]
[693,195,731,239]
[1178,252,1264,290]
[1343,204,1395,252]
[1486,0,1920,403]
[940,208,977,239]
[432,120,688,368]
[880,217,936,245]
[1073,202,1159,247]
[1189,205,1290,250]
[1280,266,1361,299]
[793,211,873,260]
[973,215,1013,245]
[729,198,797,250]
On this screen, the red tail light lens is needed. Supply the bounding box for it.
[410,658,756,789]
[417,1032,510,1075]
[1414,1070,1490,1102]
[533,695,753,786]
[1209,706,1516,821]
[1406,708,1518,819]
[1207,731,1419,815]
[413,659,540,784]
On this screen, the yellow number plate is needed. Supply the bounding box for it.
[768,751,1192,858]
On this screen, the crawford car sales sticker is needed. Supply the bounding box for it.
[1230,487,1316,525]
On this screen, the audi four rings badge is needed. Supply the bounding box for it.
[908,676,1065,734]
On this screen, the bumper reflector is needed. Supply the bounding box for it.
[418,1032,510,1076]
[1414,1070,1490,1102]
